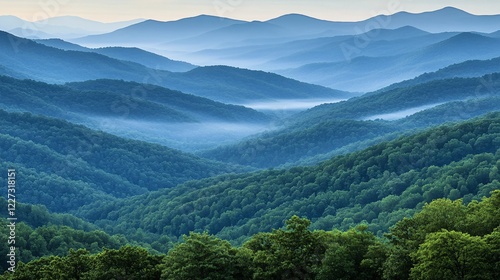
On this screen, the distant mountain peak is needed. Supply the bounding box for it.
[267,13,331,24]
[434,6,472,15]
[272,13,321,20]
[391,6,471,17]
[448,31,493,41]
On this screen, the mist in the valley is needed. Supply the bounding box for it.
[363,103,444,121]
[87,117,274,152]
[81,99,346,151]
[240,98,346,111]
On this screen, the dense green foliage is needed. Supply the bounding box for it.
[0,221,127,270]
[202,119,398,168]
[0,198,172,267]
[384,191,500,279]
[0,199,134,272]
[76,113,500,244]
[0,75,270,124]
[1,246,165,279]
[0,75,276,151]
[0,109,248,212]
[65,79,271,123]
[3,192,498,279]
[203,74,500,167]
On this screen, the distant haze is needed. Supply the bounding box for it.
[2,0,500,22]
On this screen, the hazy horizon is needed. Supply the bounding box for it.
[2,0,500,23]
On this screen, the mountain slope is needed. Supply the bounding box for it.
[376,7,500,33]
[35,39,196,72]
[189,26,444,69]
[74,15,246,46]
[262,28,451,69]
[77,113,500,243]
[0,76,273,151]
[280,33,500,92]
[0,109,249,213]
[64,79,271,123]
[167,21,293,50]
[0,75,197,123]
[163,66,351,103]
[35,38,90,51]
[33,16,144,36]
[201,74,500,168]
[382,56,500,91]
[0,16,27,32]
[0,30,156,83]
[1,16,143,39]
[0,31,347,104]
[74,8,500,50]
[92,47,196,72]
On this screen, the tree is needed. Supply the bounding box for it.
[92,245,163,280]
[245,216,325,280]
[161,232,248,280]
[316,225,383,280]
[410,230,490,280]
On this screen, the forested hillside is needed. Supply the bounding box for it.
[35,39,197,72]
[202,74,500,168]
[76,113,500,244]
[0,31,348,104]
[0,75,271,124]
[0,110,249,212]
[2,192,498,279]
[64,79,271,123]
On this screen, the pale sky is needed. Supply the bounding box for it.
[2,0,500,23]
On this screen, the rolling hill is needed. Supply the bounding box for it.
[201,74,500,168]
[187,26,448,69]
[35,39,196,72]
[280,33,500,92]
[73,8,500,51]
[73,15,245,47]
[0,109,250,213]
[75,113,500,244]
[0,76,275,150]
[0,30,156,83]
[162,66,352,103]
[64,8,500,72]
[0,15,143,39]
[0,31,347,104]
[0,76,272,124]
[382,56,500,91]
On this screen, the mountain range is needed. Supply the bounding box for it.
[0,15,144,39]
[35,39,196,72]
[278,32,500,91]
[1,7,500,277]
[0,31,348,104]
[72,7,500,49]
[57,7,500,93]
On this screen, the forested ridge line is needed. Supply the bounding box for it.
[1,191,498,279]
[77,112,500,244]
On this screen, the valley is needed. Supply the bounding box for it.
[0,4,499,279]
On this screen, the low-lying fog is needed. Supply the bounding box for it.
[88,117,273,151]
[363,103,444,121]
[240,99,347,111]
[83,99,346,152]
